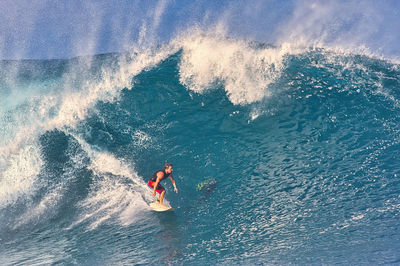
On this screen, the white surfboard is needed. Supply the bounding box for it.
[149,202,173,212]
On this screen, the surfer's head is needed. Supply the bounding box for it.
[165,163,173,174]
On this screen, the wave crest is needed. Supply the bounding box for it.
[178,32,291,105]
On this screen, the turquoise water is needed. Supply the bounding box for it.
[0,36,400,264]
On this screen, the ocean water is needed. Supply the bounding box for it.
[1,33,400,265]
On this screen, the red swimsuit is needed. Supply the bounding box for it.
[148,169,170,194]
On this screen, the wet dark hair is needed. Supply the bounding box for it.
[165,163,173,169]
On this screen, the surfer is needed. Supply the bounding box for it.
[148,163,178,205]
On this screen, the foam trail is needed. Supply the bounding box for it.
[65,133,155,230]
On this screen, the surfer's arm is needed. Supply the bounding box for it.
[169,176,178,193]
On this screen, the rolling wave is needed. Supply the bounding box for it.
[1,31,400,264]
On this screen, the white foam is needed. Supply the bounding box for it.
[47,46,176,129]
[132,130,153,149]
[177,30,291,105]
[0,143,43,208]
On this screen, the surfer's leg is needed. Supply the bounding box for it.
[159,190,166,204]
[155,184,165,203]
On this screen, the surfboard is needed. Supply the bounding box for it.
[149,202,173,212]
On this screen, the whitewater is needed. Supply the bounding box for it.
[1,29,400,264]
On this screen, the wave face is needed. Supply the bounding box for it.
[1,34,400,264]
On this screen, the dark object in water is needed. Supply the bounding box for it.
[196,179,217,193]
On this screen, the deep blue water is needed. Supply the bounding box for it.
[1,36,400,265]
